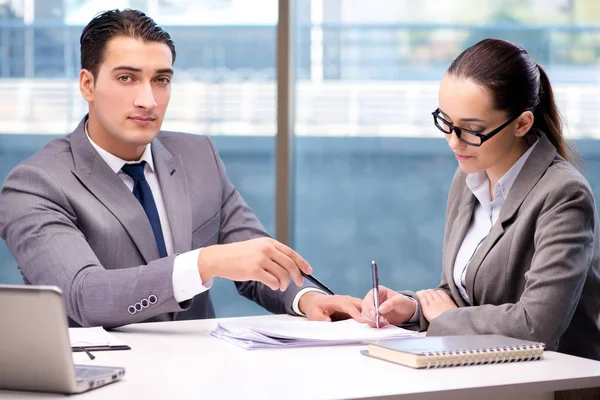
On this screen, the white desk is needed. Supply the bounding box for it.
[2,314,600,400]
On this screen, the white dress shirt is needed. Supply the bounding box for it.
[453,139,539,303]
[85,126,315,315]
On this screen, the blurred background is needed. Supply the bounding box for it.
[1,0,599,316]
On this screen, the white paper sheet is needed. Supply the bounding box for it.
[68,326,128,348]
[211,318,416,350]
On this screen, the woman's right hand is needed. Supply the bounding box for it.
[360,285,417,328]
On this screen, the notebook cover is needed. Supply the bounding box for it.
[368,334,544,355]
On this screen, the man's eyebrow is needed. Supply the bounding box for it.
[110,66,174,75]
[111,66,141,73]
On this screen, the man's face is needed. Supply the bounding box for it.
[80,36,173,160]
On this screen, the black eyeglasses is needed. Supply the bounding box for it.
[432,108,520,147]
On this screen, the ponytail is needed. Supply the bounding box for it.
[534,64,572,162]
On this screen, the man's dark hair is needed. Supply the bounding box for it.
[80,9,176,79]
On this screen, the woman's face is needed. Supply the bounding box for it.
[437,73,530,176]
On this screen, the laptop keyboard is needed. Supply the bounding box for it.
[75,365,115,381]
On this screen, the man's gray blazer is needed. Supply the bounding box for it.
[402,133,600,360]
[0,118,315,328]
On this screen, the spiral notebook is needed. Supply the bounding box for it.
[362,334,545,369]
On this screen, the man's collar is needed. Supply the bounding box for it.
[84,119,155,174]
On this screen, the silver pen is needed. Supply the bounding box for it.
[371,261,380,328]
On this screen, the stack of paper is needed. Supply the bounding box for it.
[211,318,416,349]
[69,327,130,350]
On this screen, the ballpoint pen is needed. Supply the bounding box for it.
[371,260,380,328]
[301,271,334,295]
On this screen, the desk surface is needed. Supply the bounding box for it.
[3,315,600,400]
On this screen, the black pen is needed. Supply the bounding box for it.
[301,271,334,295]
[371,261,380,328]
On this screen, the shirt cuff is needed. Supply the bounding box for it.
[172,249,213,303]
[406,295,420,324]
[292,287,328,316]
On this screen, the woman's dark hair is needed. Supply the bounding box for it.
[447,38,571,161]
[80,9,176,79]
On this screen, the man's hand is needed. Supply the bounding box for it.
[416,289,457,322]
[298,291,364,322]
[197,238,312,291]
[361,285,416,328]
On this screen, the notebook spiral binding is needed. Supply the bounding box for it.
[424,343,545,369]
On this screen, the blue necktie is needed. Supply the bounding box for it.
[121,161,168,258]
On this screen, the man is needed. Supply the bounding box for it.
[0,9,362,328]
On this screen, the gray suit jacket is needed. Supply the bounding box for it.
[0,118,315,328]
[402,133,600,360]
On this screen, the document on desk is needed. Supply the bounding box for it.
[211,319,416,350]
[69,327,131,350]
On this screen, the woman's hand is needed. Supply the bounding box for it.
[416,289,457,322]
[361,285,416,328]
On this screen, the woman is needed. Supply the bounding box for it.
[360,38,600,360]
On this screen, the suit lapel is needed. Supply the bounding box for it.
[464,134,558,302]
[444,194,475,306]
[463,216,505,302]
[152,138,192,254]
[70,118,160,263]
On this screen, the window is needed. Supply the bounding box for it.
[292,0,600,297]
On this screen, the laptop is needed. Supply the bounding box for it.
[0,284,125,394]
